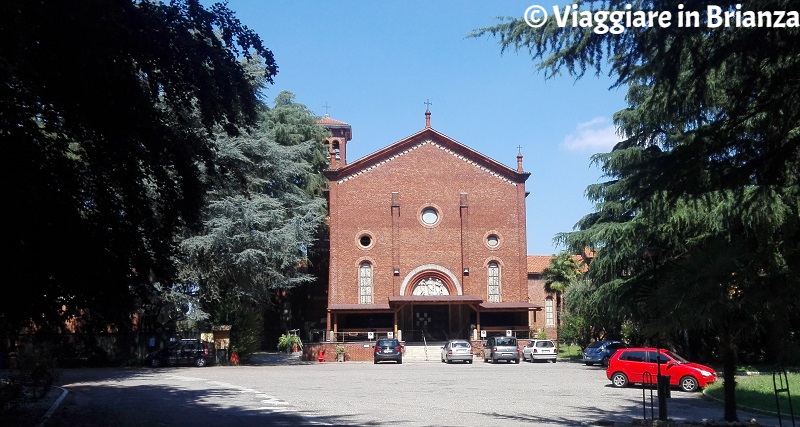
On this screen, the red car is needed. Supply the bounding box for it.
[606,347,717,392]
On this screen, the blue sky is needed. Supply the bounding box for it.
[218,1,628,255]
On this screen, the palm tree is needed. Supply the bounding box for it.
[542,252,585,330]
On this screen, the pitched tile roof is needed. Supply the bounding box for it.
[527,254,590,274]
[527,255,554,274]
[316,115,350,126]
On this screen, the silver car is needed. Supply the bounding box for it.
[440,339,474,364]
[523,339,558,363]
[482,336,520,363]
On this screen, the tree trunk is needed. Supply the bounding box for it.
[722,340,738,422]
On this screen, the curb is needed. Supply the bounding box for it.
[35,386,69,427]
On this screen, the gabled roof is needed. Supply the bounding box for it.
[323,127,530,185]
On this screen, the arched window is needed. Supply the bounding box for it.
[545,297,555,326]
[359,262,373,304]
[487,262,500,303]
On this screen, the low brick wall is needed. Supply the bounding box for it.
[303,342,380,362]
[304,339,533,362]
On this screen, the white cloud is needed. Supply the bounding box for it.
[561,117,621,152]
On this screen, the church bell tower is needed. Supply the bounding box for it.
[317,114,352,169]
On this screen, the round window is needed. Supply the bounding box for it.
[487,234,500,248]
[421,208,439,225]
[359,234,372,248]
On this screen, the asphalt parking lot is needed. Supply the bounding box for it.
[40,356,783,427]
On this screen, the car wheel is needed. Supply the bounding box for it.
[397,358,402,365]
[585,362,593,366]
[551,359,557,363]
[446,359,451,364]
[374,359,378,364]
[467,359,472,364]
[194,357,207,367]
[149,358,161,368]
[611,372,629,388]
[514,358,519,364]
[491,356,497,364]
[601,356,609,367]
[680,376,699,392]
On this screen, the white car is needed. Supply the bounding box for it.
[523,339,558,363]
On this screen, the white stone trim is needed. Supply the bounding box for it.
[399,264,462,296]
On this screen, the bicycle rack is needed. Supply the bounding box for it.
[774,365,796,427]
[642,371,655,423]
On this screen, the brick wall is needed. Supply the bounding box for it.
[327,136,529,304]
[528,275,559,341]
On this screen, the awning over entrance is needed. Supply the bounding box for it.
[387,295,483,306]
[326,299,542,313]
[479,302,541,311]
[327,303,391,312]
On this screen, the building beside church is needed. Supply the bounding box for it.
[318,109,540,344]
[527,251,593,341]
[527,255,559,340]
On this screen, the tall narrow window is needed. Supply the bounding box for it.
[545,297,554,326]
[487,262,500,303]
[359,262,373,304]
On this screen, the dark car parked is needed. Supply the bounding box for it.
[373,339,403,364]
[583,340,628,367]
[146,339,213,368]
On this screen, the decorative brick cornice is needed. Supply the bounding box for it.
[332,139,519,186]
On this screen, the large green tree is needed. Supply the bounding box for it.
[175,92,328,348]
[0,0,276,340]
[473,1,800,421]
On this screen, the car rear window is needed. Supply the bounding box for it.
[535,341,555,348]
[452,342,470,348]
[586,341,604,349]
[377,340,398,347]
[495,338,517,346]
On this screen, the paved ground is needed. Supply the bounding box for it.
[3,354,790,427]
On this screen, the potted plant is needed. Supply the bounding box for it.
[277,334,302,354]
[335,345,346,362]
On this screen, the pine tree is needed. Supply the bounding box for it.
[473,1,800,420]
[176,91,328,336]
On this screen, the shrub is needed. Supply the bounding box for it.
[277,334,301,353]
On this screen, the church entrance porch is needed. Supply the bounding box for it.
[398,304,472,342]
[325,298,541,347]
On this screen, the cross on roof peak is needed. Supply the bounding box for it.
[424,99,432,128]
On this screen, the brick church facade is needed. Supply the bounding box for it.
[318,109,542,343]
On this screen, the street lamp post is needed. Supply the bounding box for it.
[643,246,668,421]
